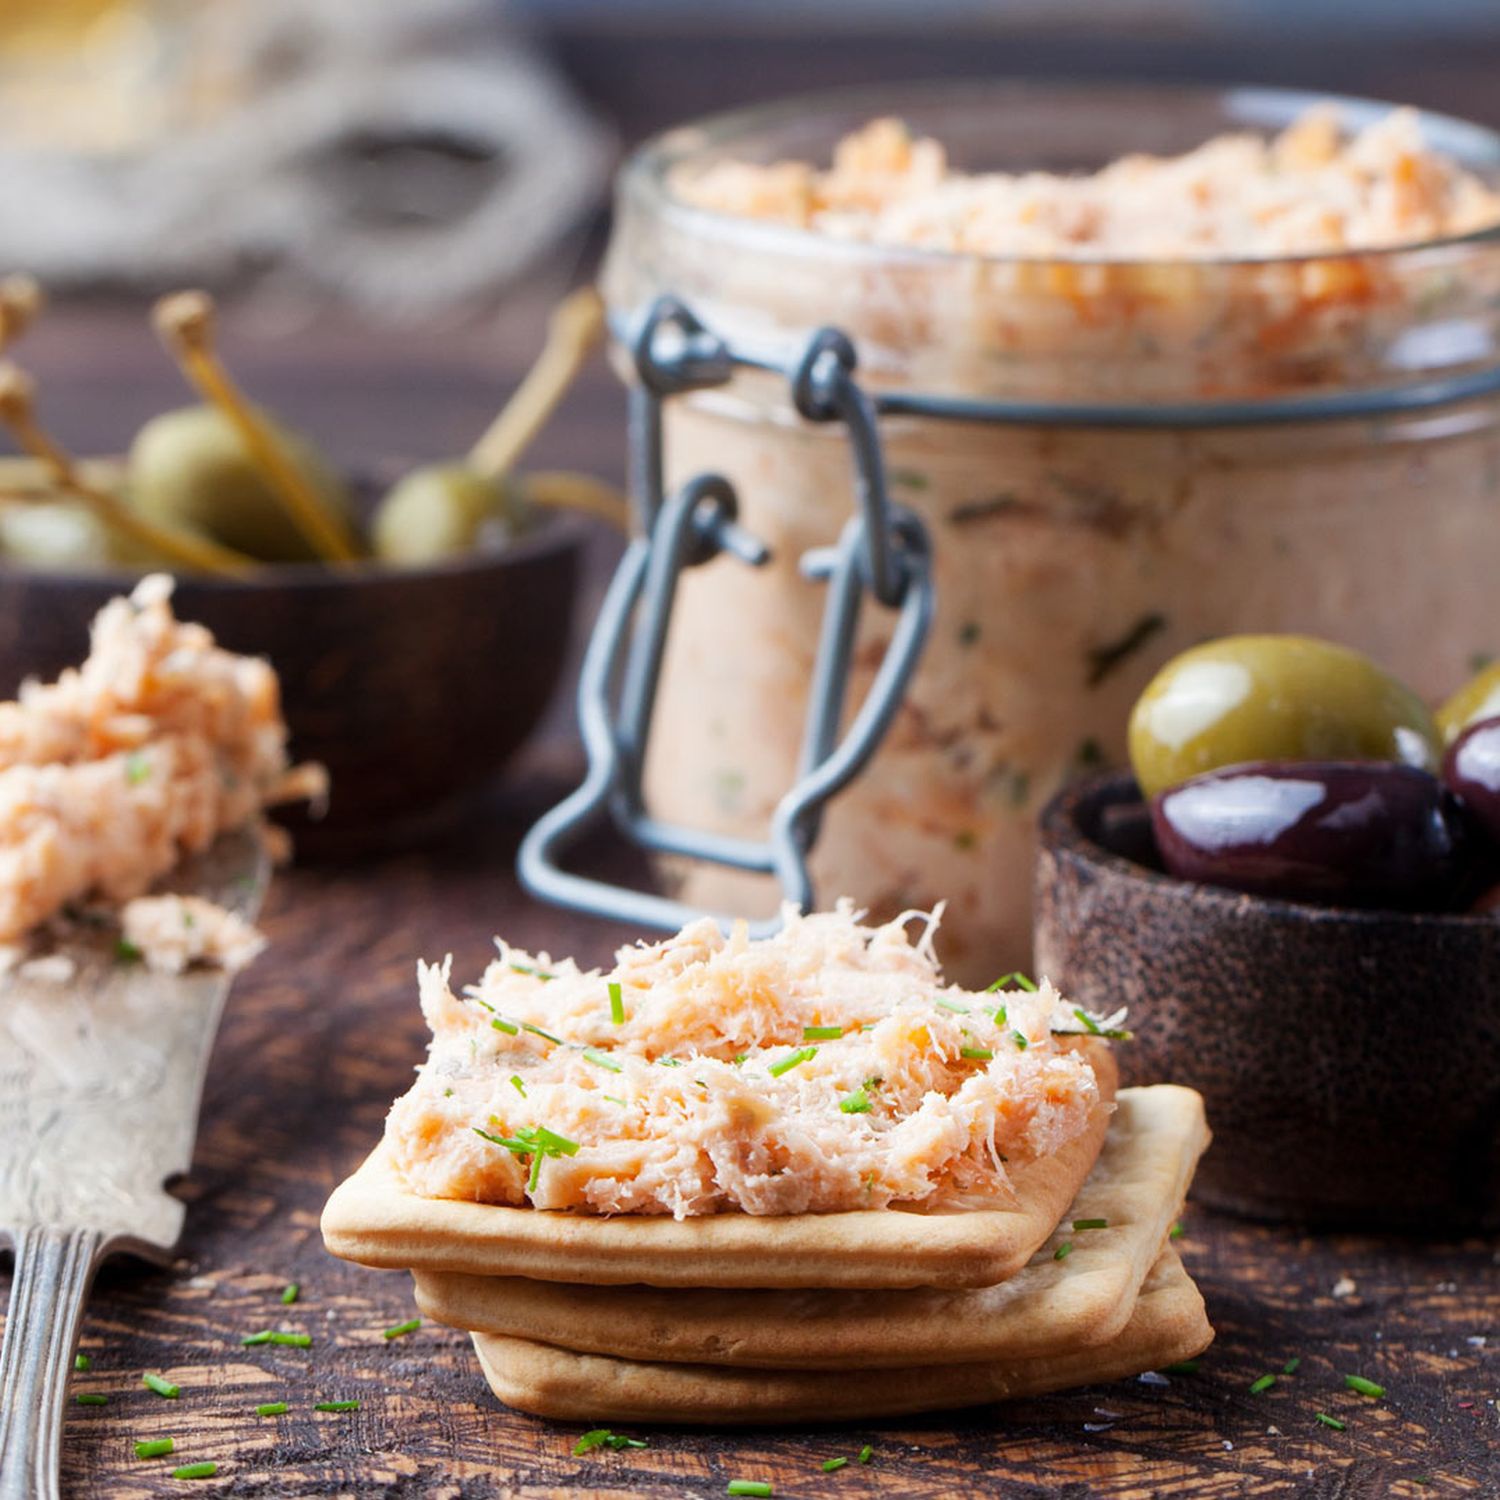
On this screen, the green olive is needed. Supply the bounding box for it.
[127,405,353,563]
[1128,634,1439,799]
[1436,661,1500,745]
[370,464,525,565]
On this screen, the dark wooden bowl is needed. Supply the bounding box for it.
[0,517,583,851]
[1035,773,1500,1232]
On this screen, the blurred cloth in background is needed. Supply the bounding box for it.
[0,0,612,318]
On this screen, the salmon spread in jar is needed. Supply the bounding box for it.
[600,85,1500,982]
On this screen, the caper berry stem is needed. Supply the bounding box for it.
[0,275,42,352]
[0,362,256,577]
[152,291,363,564]
[468,286,605,480]
[520,470,630,531]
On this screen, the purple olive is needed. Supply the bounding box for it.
[1444,716,1500,846]
[1150,761,1472,910]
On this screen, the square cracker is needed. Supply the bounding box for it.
[321,1042,1116,1291]
[469,1248,1212,1424]
[413,1085,1207,1369]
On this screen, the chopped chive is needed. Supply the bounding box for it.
[858,1444,874,1464]
[1250,1374,1277,1394]
[726,1483,772,1498]
[1315,1412,1347,1431]
[135,1438,175,1459]
[1169,1221,1185,1240]
[732,1052,748,1065]
[803,1025,844,1040]
[583,1047,622,1073]
[1054,1242,1073,1261]
[959,1046,994,1061]
[990,1004,1008,1026]
[1344,1374,1385,1399]
[280,1284,299,1306]
[768,1046,816,1078]
[1012,1031,1029,1051]
[603,1095,627,1107]
[658,1057,682,1067]
[1283,1357,1302,1375]
[241,1331,273,1346]
[490,1017,519,1036]
[1072,1218,1109,1231]
[75,1393,107,1406]
[608,981,625,1025]
[574,1428,649,1454]
[255,1402,288,1417]
[171,1462,217,1479]
[986,971,1037,993]
[510,1075,526,1097]
[509,963,555,981]
[934,999,970,1015]
[473,1127,515,1149]
[838,1087,872,1115]
[822,1457,849,1472]
[1163,1360,1199,1375]
[269,1333,311,1348]
[125,751,151,786]
[314,1400,360,1412]
[143,1373,180,1399]
[1072,1007,1103,1036]
[383,1319,421,1341]
[115,938,143,964]
[522,1022,563,1045]
[74,1354,91,1371]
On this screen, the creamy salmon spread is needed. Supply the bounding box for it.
[384,904,1114,1218]
[0,573,322,951]
[677,108,1500,258]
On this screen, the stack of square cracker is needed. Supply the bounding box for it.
[321,1077,1212,1424]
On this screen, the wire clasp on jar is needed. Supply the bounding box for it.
[517,295,933,935]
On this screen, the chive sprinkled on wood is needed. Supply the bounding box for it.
[171,1462,218,1479]
[608,981,625,1025]
[574,1428,649,1454]
[75,1393,107,1406]
[768,1046,816,1077]
[1072,1218,1109,1231]
[143,1373,180,1399]
[383,1319,421,1341]
[858,1444,874,1464]
[255,1402,288,1417]
[959,1046,994,1061]
[726,1482,772,1497]
[280,1283,299,1306]
[135,1438,175,1459]
[803,1025,843,1040]
[1250,1374,1277,1394]
[1315,1412,1347,1431]
[1344,1374,1385,1398]
[1283,1357,1301,1375]
[269,1332,311,1348]
[583,1047,623,1073]
[822,1457,849,1472]
[838,1086,872,1115]
[314,1400,361,1412]
[241,1330,273,1346]
[74,1354,91,1371]
[1054,1242,1073,1261]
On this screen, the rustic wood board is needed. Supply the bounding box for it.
[0,761,1489,1497]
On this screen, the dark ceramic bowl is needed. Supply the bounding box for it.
[0,515,583,851]
[1035,773,1500,1232]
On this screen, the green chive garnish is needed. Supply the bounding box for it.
[75,1393,107,1406]
[271,1333,310,1348]
[1163,1360,1199,1375]
[1344,1375,1385,1399]
[1315,1412,1346,1431]
[987,971,1037,993]
[74,1354,91,1371]
[934,999,970,1015]
[1283,1357,1301,1375]
[1072,1218,1108,1231]
[509,963,555,981]
[241,1331,273,1346]
[280,1284,299,1306]
[959,1046,994,1061]
[171,1462,217,1479]
[822,1457,848,1472]
[574,1428,649,1453]
[1054,1242,1072,1261]
[490,1017,519,1036]
[383,1319,421,1341]
[1169,1221,1185,1240]
[838,1087,872,1115]
[522,1022,563,1045]
[1012,1031,1029,1051]
[1072,1007,1102,1036]
[314,1400,360,1412]
[125,752,151,786]
[255,1402,288,1417]
[510,1074,527,1097]
[658,1056,682,1067]
[608,981,625,1025]
[858,1445,874,1464]
[768,1046,816,1078]
[143,1373,180,1399]
[135,1438,175,1459]
[1250,1374,1276,1394]
[803,1025,843,1040]
[726,1483,772,1498]
[115,938,143,964]
[603,1095,627,1107]
[583,1047,622,1073]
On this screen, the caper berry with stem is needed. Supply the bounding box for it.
[371,464,526,565]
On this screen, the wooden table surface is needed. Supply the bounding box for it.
[6,116,1500,1494]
